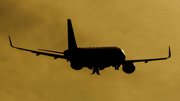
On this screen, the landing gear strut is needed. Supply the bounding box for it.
[91,67,100,75]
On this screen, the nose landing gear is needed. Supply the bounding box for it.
[114,65,120,70]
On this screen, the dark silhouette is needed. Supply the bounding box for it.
[8,19,171,75]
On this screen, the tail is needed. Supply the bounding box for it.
[68,19,78,50]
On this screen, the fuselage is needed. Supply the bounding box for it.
[64,47,126,69]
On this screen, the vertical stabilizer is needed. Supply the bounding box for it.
[68,19,78,50]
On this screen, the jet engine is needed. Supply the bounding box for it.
[70,63,83,70]
[122,62,136,74]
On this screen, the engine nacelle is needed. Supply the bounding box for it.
[122,62,136,74]
[70,63,83,70]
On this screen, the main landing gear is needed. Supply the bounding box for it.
[90,65,120,75]
[91,67,100,75]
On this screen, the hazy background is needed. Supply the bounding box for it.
[1,0,180,101]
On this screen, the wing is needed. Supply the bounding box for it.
[8,36,66,60]
[125,46,171,63]
[38,49,64,54]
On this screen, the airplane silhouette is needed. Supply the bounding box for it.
[9,19,171,75]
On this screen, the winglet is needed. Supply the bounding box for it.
[168,46,171,58]
[8,36,14,47]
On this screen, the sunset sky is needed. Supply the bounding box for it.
[1,0,180,101]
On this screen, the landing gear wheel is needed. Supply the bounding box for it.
[115,65,120,70]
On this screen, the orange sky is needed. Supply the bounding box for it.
[1,0,180,101]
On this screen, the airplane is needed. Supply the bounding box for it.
[9,19,171,75]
